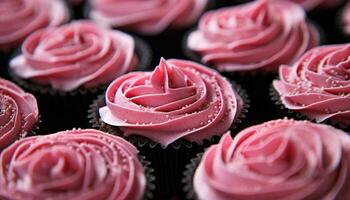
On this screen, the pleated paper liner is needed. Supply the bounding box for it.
[270,85,350,132]
[87,83,249,199]
[182,152,203,200]
[138,155,156,200]
[8,35,152,134]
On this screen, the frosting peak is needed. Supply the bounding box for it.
[99,59,243,146]
[194,119,350,200]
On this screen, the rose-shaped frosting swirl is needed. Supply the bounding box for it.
[342,1,350,36]
[0,78,38,150]
[0,0,69,51]
[89,0,208,35]
[99,58,243,146]
[187,0,319,72]
[194,119,350,200]
[280,0,344,11]
[273,44,350,126]
[10,21,137,92]
[0,129,146,200]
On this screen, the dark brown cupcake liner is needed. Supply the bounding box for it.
[182,152,203,200]
[87,82,248,198]
[270,85,350,132]
[138,155,156,200]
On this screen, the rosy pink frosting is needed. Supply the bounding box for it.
[0,78,38,151]
[187,0,319,72]
[89,0,208,35]
[0,129,146,200]
[342,1,350,36]
[273,44,350,127]
[0,0,69,51]
[280,0,344,11]
[99,58,243,146]
[10,21,137,92]
[194,119,350,200]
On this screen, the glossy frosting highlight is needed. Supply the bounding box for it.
[0,129,146,200]
[10,21,137,92]
[187,0,319,72]
[194,119,350,200]
[0,0,69,51]
[89,0,208,35]
[0,78,38,150]
[99,58,243,146]
[273,44,350,126]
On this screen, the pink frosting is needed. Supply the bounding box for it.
[187,0,319,72]
[0,129,146,200]
[10,21,137,92]
[194,119,350,200]
[280,0,344,11]
[273,44,350,127]
[99,58,243,146]
[0,0,69,51]
[342,1,350,36]
[0,78,38,150]
[89,0,208,35]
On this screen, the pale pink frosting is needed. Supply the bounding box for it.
[280,0,344,11]
[187,0,319,72]
[273,44,350,127]
[0,78,38,150]
[89,0,209,35]
[99,58,243,146]
[0,129,146,200]
[194,119,350,200]
[0,0,69,51]
[10,21,137,92]
[342,1,350,36]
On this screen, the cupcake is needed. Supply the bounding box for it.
[89,58,246,198]
[9,20,151,132]
[0,0,69,52]
[281,0,345,11]
[0,129,154,200]
[0,78,38,150]
[184,0,320,74]
[87,0,212,61]
[272,44,350,130]
[183,119,350,200]
[88,0,209,35]
[340,1,350,38]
